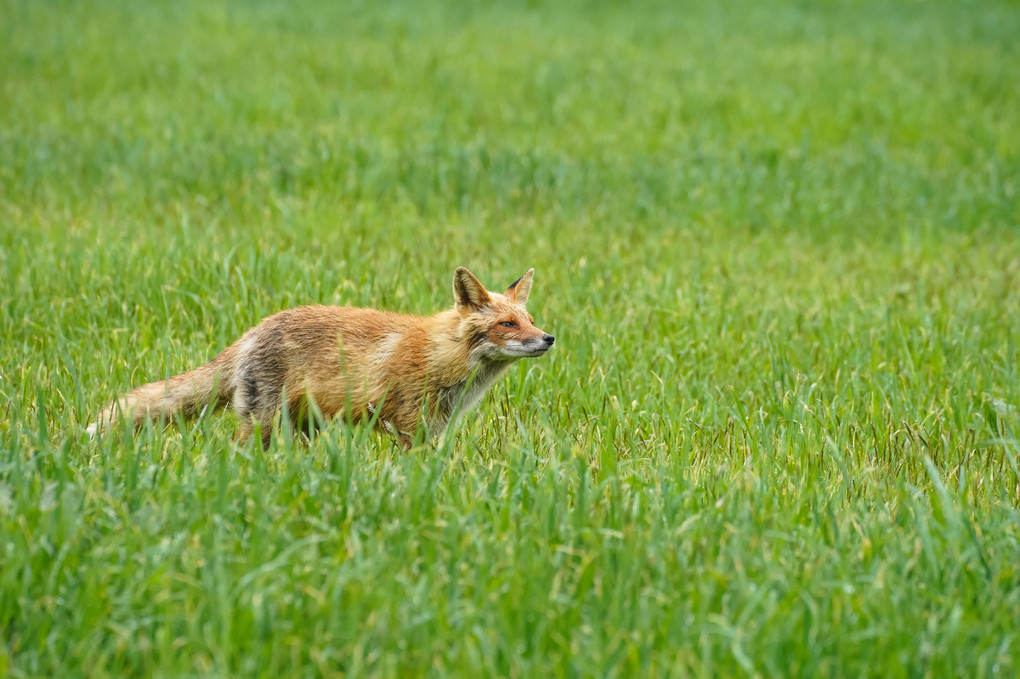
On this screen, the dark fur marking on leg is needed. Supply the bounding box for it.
[244,324,288,415]
[242,372,259,413]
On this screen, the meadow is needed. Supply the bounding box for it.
[2,0,1020,675]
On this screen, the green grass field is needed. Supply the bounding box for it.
[2,0,1020,675]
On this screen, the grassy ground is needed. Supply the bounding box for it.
[2,0,1020,676]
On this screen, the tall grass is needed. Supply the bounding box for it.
[2,0,1019,675]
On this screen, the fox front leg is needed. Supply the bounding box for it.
[383,420,413,450]
[367,403,413,450]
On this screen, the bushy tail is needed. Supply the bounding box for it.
[86,346,237,437]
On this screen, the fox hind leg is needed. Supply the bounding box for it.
[234,409,275,450]
[232,369,282,451]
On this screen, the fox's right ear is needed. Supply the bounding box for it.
[453,267,491,313]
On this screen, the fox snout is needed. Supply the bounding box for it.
[531,333,555,350]
[522,332,555,356]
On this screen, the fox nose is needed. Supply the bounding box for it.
[542,334,555,345]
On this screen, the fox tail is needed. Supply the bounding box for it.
[86,346,237,438]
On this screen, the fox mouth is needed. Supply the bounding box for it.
[501,342,552,358]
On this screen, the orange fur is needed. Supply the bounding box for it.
[87,268,554,449]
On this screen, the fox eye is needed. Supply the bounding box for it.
[499,321,517,329]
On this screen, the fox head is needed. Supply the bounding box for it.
[453,267,555,362]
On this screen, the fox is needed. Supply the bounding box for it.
[86,267,554,449]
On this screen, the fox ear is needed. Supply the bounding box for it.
[453,267,491,312]
[505,268,534,306]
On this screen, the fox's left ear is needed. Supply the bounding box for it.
[505,268,534,306]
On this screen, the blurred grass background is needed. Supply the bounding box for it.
[2,0,1019,676]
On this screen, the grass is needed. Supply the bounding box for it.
[2,0,1020,675]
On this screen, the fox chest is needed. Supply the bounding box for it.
[434,362,512,427]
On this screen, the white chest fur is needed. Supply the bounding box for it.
[435,360,513,431]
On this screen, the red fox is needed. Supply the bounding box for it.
[87,267,554,449]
